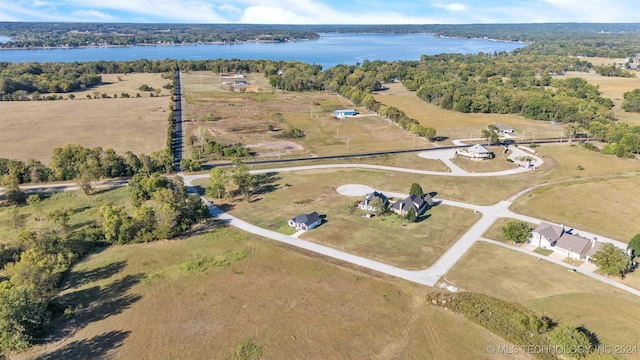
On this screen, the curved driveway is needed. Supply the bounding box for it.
[181,152,640,297]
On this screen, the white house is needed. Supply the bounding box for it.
[530,222,605,261]
[334,109,357,118]
[359,191,389,212]
[288,212,321,231]
[493,123,514,134]
[456,144,493,160]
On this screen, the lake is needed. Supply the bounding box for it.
[0,33,524,69]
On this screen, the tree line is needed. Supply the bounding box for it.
[0,22,319,48]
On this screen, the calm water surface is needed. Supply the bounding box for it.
[0,33,524,68]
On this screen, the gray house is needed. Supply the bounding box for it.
[391,195,429,216]
[288,212,321,231]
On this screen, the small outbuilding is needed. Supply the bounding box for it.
[334,109,357,119]
[288,212,322,231]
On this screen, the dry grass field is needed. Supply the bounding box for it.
[373,83,564,143]
[211,169,479,269]
[554,70,640,124]
[17,229,529,360]
[195,165,543,206]
[447,242,640,357]
[180,71,430,159]
[509,144,640,241]
[0,73,170,163]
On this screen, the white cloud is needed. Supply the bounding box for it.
[71,9,114,21]
[241,6,302,24]
[433,2,468,12]
[57,0,229,23]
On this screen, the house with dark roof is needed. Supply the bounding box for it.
[359,191,389,212]
[288,211,321,231]
[391,195,429,217]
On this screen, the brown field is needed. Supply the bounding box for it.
[509,145,640,241]
[512,175,640,242]
[555,71,640,124]
[180,71,430,159]
[0,73,170,163]
[71,73,173,99]
[447,242,640,357]
[17,229,529,360]
[212,169,479,269]
[373,83,564,143]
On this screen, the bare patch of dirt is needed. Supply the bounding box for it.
[245,141,304,151]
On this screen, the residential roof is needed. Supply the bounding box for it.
[291,211,320,226]
[334,109,356,113]
[554,233,591,255]
[391,195,428,215]
[494,123,513,131]
[583,240,602,258]
[467,144,490,154]
[364,191,389,204]
[533,222,563,241]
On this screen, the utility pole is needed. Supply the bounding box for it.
[522,130,525,142]
[345,136,352,152]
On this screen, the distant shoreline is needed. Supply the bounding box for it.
[0,33,527,51]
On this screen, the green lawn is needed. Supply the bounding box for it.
[533,247,553,256]
[0,187,130,244]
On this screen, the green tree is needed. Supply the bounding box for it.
[628,234,640,256]
[8,206,25,230]
[409,183,424,197]
[591,243,632,278]
[26,194,43,229]
[406,207,417,223]
[47,207,72,232]
[206,168,228,199]
[550,325,593,359]
[231,159,253,201]
[2,176,25,204]
[98,203,132,244]
[369,196,386,217]
[501,221,531,243]
[0,281,47,351]
[481,124,500,144]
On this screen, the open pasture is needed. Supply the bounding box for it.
[0,73,170,163]
[373,83,564,143]
[18,229,525,360]
[446,242,640,356]
[180,72,429,159]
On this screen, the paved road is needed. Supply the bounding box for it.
[172,69,183,171]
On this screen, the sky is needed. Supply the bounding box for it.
[1,0,640,24]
